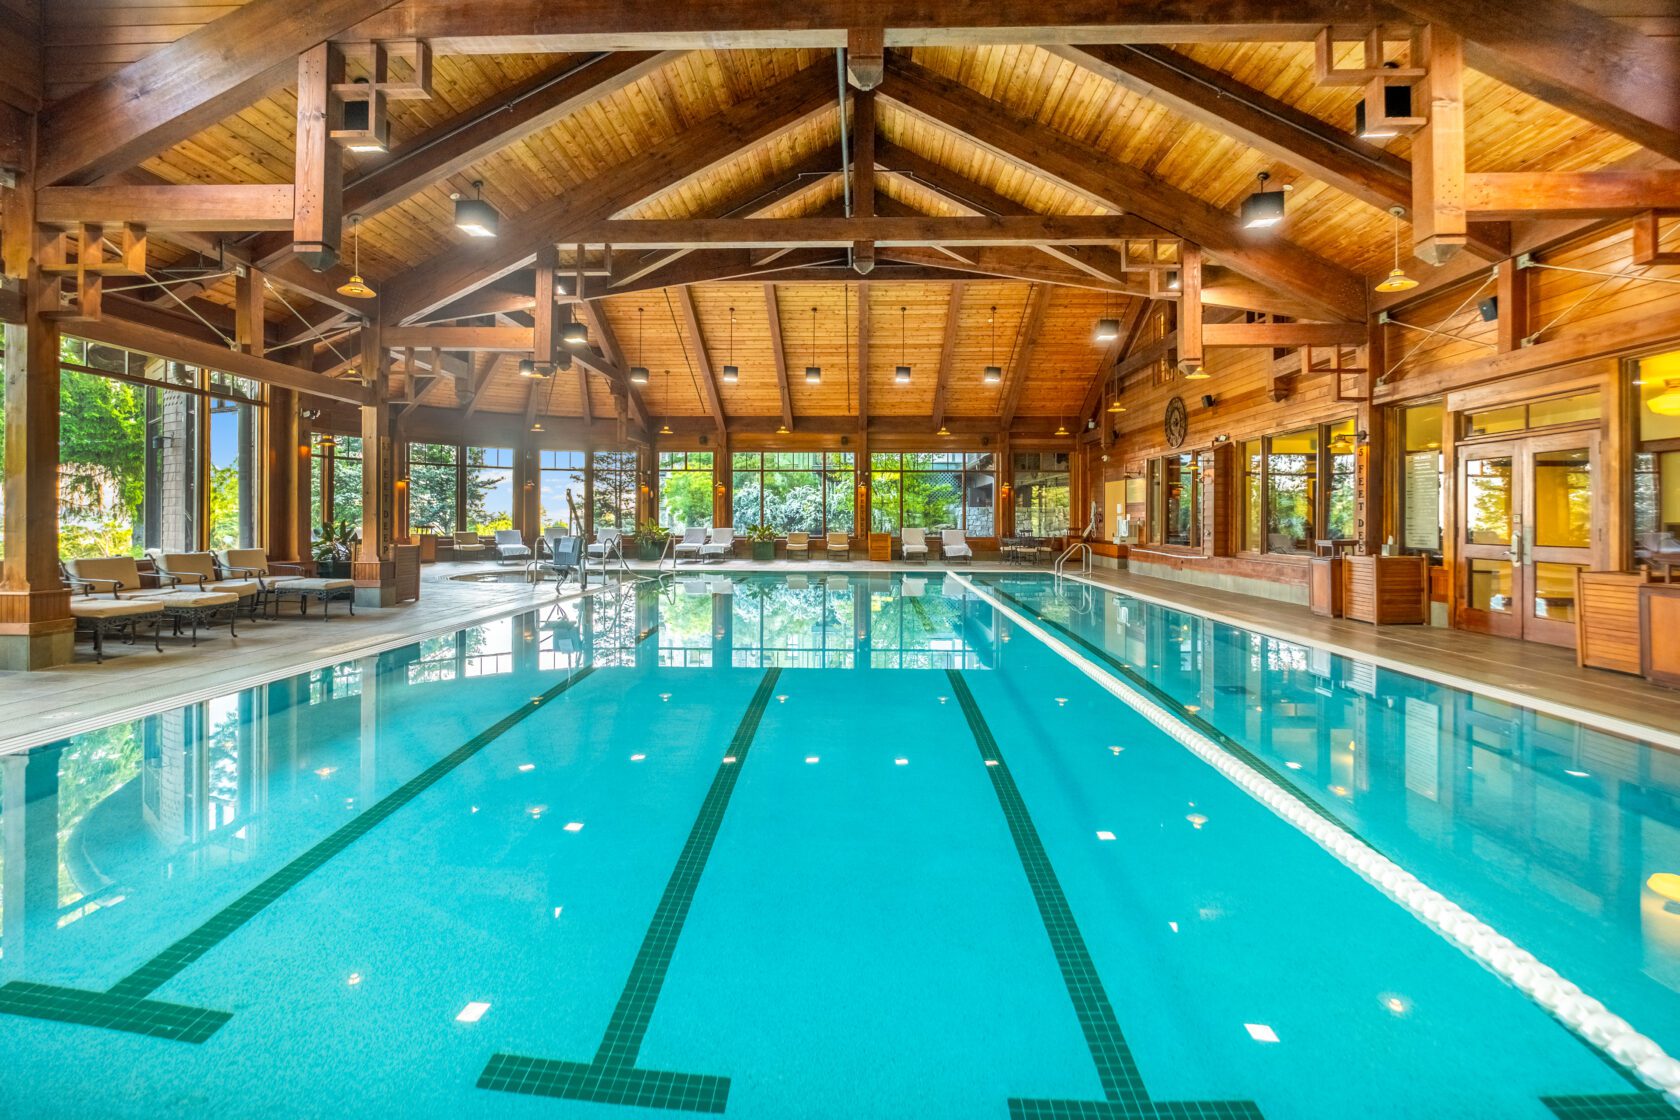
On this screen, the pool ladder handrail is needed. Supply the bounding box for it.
[657,533,678,577]
[1054,541,1092,576]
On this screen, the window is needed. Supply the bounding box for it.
[314,434,363,532]
[870,452,997,535]
[658,451,714,529]
[1239,439,1263,553]
[1265,427,1318,553]
[1013,451,1069,536]
[59,367,152,558]
[731,452,854,534]
[1400,402,1444,554]
[1633,351,1680,563]
[465,446,514,533]
[1326,418,1357,541]
[206,374,262,550]
[591,450,638,531]
[407,443,459,534]
[1465,391,1600,438]
[540,450,586,533]
[1160,453,1201,546]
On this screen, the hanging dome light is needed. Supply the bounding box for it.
[806,306,822,384]
[629,307,650,384]
[895,306,911,384]
[658,421,673,436]
[937,424,951,436]
[982,305,1002,383]
[1182,362,1210,381]
[336,215,377,299]
[530,420,544,432]
[721,307,739,383]
[1375,205,1420,293]
[1107,398,1126,413]
[1054,420,1070,436]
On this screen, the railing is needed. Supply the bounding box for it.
[658,534,678,576]
[1054,541,1092,577]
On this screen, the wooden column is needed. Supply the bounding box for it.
[996,432,1012,537]
[1177,245,1204,374]
[1496,259,1530,352]
[293,43,345,262]
[1412,25,1467,265]
[712,432,731,529]
[0,148,75,670]
[354,320,397,605]
[1358,320,1388,556]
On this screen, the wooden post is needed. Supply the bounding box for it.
[713,431,731,530]
[293,42,345,262]
[0,145,75,670]
[1496,259,1530,352]
[354,320,397,605]
[1177,245,1204,374]
[1357,319,1387,556]
[1411,25,1467,264]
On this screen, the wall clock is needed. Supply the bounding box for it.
[1164,396,1188,448]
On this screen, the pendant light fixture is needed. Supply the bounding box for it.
[806,306,822,384]
[629,307,650,384]
[1094,287,1120,342]
[983,305,1002,384]
[1355,63,1413,140]
[1375,205,1420,293]
[1055,419,1070,437]
[453,180,500,238]
[561,318,588,348]
[722,307,739,384]
[335,215,376,299]
[895,305,911,384]
[658,367,673,434]
[937,423,951,437]
[1240,171,1289,229]
[518,357,541,378]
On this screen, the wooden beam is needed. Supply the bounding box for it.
[533,245,558,365]
[573,214,1164,248]
[1114,331,1178,388]
[881,57,1367,323]
[1177,245,1204,373]
[576,299,649,428]
[382,326,535,351]
[1000,285,1050,427]
[294,42,345,260]
[39,0,400,186]
[855,281,870,429]
[383,64,835,324]
[847,27,885,90]
[930,281,966,429]
[763,283,796,432]
[1386,0,1680,165]
[562,305,594,425]
[462,352,498,419]
[350,0,1392,51]
[80,313,372,405]
[674,286,727,436]
[1201,321,1369,347]
[1051,43,1509,261]
[1464,171,1680,220]
[1495,259,1529,353]
[37,185,296,231]
[1411,24,1467,265]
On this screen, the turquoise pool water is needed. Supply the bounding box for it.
[0,572,1673,1118]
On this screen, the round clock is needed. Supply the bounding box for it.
[1164,396,1188,448]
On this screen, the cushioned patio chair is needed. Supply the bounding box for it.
[700,527,735,562]
[216,548,352,620]
[824,531,850,561]
[494,530,532,565]
[152,550,263,619]
[901,527,929,563]
[673,526,707,562]
[61,563,165,662]
[587,528,623,563]
[67,556,240,645]
[452,530,488,559]
[785,531,810,561]
[940,529,973,564]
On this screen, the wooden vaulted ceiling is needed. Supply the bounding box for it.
[24,0,1677,432]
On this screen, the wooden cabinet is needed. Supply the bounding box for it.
[1641,583,1680,688]
[1309,556,1344,617]
[868,533,891,562]
[1576,571,1647,675]
[392,544,422,604]
[1342,554,1429,625]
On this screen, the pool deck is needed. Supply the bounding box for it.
[3,557,1676,756]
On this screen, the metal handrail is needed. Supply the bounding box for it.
[1054,541,1092,576]
[658,534,678,576]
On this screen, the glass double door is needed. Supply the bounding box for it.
[1458,432,1597,645]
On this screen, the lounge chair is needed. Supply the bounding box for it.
[62,564,165,662]
[901,527,929,563]
[153,550,263,619]
[673,526,707,562]
[587,528,623,563]
[66,556,241,645]
[785,531,810,561]
[901,575,926,598]
[539,535,584,589]
[494,530,532,565]
[824,531,850,561]
[700,527,735,562]
[216,548,353,620]
[940,529,973,564]
[452,530,488,559]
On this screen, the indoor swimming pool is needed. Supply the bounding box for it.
[1,572,1677,1119]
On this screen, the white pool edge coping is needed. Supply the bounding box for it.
[950,570,1680,1107]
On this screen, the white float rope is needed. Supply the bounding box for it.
[947,571,1680,1107]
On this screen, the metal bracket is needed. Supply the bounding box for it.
[1516,252,1536,269]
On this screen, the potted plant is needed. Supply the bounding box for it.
[746,524,776,561]
[312,519,356,577]
[634,517,671,561]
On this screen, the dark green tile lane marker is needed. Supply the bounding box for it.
[1540,1093,1677,1119]
[0,665,599,1044]
[478,667,782,1114]
[945,669,1263,1120]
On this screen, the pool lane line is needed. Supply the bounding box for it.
[945,668,1264,1120]
[477,666,782,1114]
[949,573,1680,1116]
[0,665,600,1045]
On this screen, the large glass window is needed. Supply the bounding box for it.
[1014,451,1069,537]
[1265,427,1319,554]
[591,450,639,531]
[407,443,458,534]
[1400,402,1444,554]
[1161,453,1200,546]
[1239,438,1263,553]
[540,450,586,533]
[1634,351,1680,564]
[658,451,714,529]
[870,452,996,535]
[730,452,854,534]
[465,446,514,533]
[59,367,150,558]
[206,374,261,551]
[1326,418,1357,542]
[313,434,363,532]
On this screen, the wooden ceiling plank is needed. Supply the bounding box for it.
[40,0,401,186]
[881,56,1368,323]
[382,63,836,325]
[764,283,796,431]
[1000,285,1050,427]
[930,281,967,429]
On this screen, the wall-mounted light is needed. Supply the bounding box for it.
[1212,433,1231,444]
[452,181,500,238]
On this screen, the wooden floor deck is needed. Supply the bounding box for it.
[3,558,1675,756]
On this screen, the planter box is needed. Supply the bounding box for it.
[750,540,775,561]
[636,538,666,561]
[315,559,352,579]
